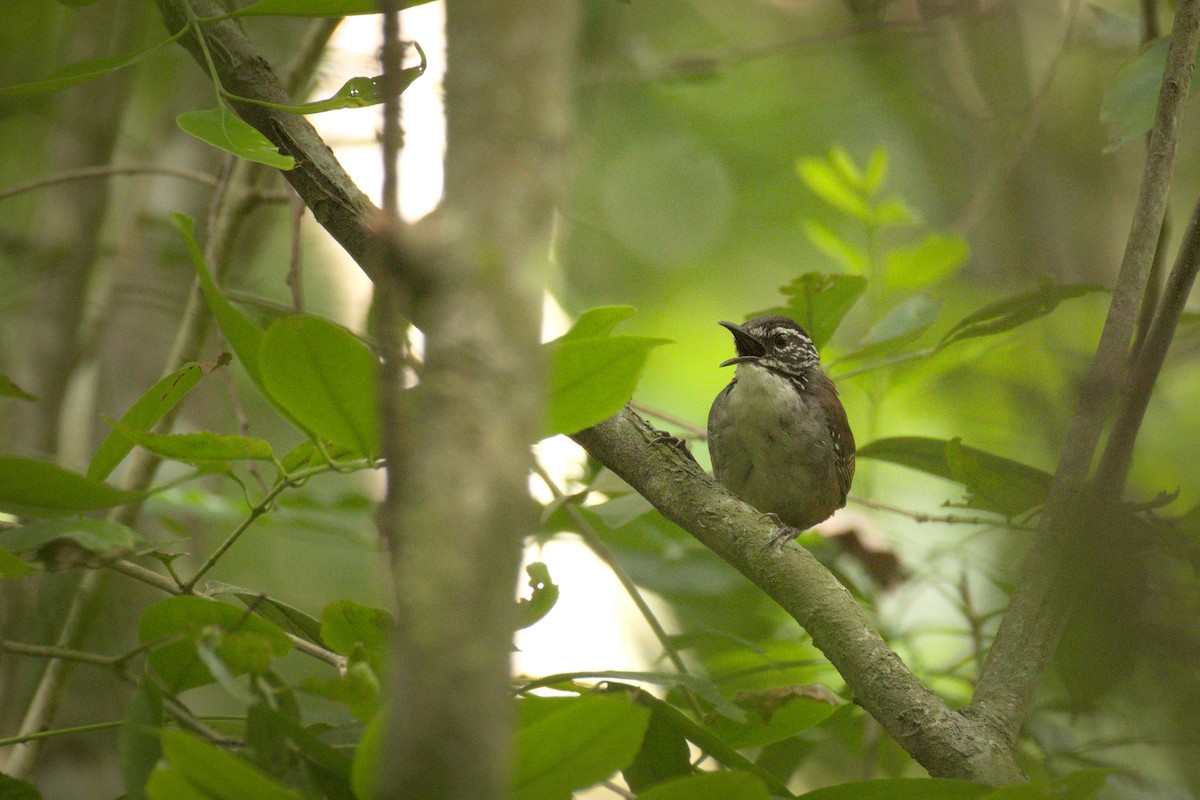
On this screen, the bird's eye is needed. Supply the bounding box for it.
[772,332,789,348]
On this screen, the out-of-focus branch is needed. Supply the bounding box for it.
[572,407,1023,784]
[970,0,1200,747]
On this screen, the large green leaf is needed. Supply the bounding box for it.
[981,770,1111,800]
[147,729,302,800]
[857,436,1051,516]
[1099,38,1200,152]
[937,283,1105,350]
[512,694,650,800]
[798,778,990,800]
[544,334,670,437]
[749,273,868,350]
[258,315,380,457]
[0,774,42,800]
[89,360,215,481]
[0,34,180,98]
[704,686,840,749]
[636,772,770,800]
[841,294,942,362]
[138,596,293,692]
[516,562,559,630]
[561,305,637,340]
[320,599,394,671]
[228,0,433,16]
[177,106,296,170]
[0,457,142,518]
[884,233,968,291]
[0,547,38,579]
[622,701,692,793]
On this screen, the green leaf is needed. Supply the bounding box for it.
[259,316,380,457]
[517,562,559,630]
[89,360,216,481]
[299,659,381,723]
[797,157,870,220]
[705,685,840,749]
[797,778,991,800]
[749,272,868,350]
[863,147,888,194]
[544,335,670,437]
[1098,38,1200,152]
[857,436,1051,516]
[106,420,273,464]
[320,600,394,671]
[247,703,353,781]
[3,517,141,570]
[938,283,1106,351]
[621,702,692,793]
[884,233,969,291]
[350,710,384,800]
[512,694,650,800]
[0,374,37,402]
[0,773,43,800]
[229,0,433,17]
[246,65,423,114]
[561,306,637,340]
[209,586,325,646]
[173,214,267,381]
[636,772,770,800]
[138,596,293,692]
[147,729,303,800]
[0,547,38,579]
[0,34,179,98]
[0,457,142,518]
[840,294,941,362]
[120,679,164,800]
[801,219,866,273]
[828,145,864,190]
[177,106,296,170]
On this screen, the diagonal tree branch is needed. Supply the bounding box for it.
[572,408,1023,784]
[968,0,1200,746]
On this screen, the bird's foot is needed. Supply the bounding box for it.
[759,513,802,551]
[651,430,698,464]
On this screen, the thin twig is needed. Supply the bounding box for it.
[287,193,306,311]
[0,641,120,668]
[534,463,692,679]
[628,401,707,439]
[0,165,217,203]
[108,559,184,594]
[848,495,1032,529]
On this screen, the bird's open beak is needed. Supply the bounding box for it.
[718,320,765,367]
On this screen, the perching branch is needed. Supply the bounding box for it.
[969,0,1200,747]
[571,407,1024,784]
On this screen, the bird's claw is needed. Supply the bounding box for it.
[651,430,698,464]
[759,513,801,551]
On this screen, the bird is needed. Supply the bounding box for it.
[707,315,855,548]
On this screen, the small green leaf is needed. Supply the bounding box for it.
[797,157,870,220]
[561,306,637,340]
[138,596,292,692]
[3,517,141,570]
[0,547,38,579]
[0,457,142,518]
[320,600,394,670]
[981,770,1111,800]
[173,214,267,381]
[863,147,888,194]
[622,701,692,793]
[801,219,866,273]
[209,586,325,646]
[120,678,164,800]
[884,233,968,291]
[938,283,1106,350]
[838,294,941,363]
[874,199,919,226]
[0,35,179,98]
[828,146,864,190]
[749,272,868,350]
[0,374,37,402]
[705,686,840,749]
[259,315,380,457]
[517,562,559,630]
[106,420,273,464]
[858,436,1051,516]
[797,778,991,800]
[177,106,296,170]
[512,694,650,800]
[148,729,303,800]
[544,335,670,437]
[636,771,770,800]
[1099,38,1200,152]
[89,360,216,481]
[229,0,433,16]
[249,65,423,114]
[350,710,384,800]
[300,659,381,723]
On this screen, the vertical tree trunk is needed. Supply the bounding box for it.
[378,2,577,798]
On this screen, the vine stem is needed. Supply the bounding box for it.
[0,165,217,202]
